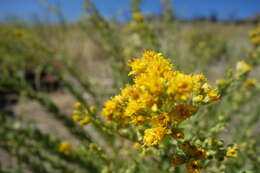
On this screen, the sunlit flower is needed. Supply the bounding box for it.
[102,50,219,147]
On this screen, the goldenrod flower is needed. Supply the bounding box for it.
[196,148,206,160]
[74,102,82,109]
[72,114,80,122]
[192,95,203,103]
[79,116,91,126]
[133,143,142,150]
[249,25,260,46]
[102,51,219,146]
[244,78,257,88]
[151,114,171,127]
[130,115,146,125]
[236,61,252,75]
[132,12,144,22]
[186,160,202,173]
[59,142,71,155]
[251,37,260,45]
[143,127,171,146]
[226,146,238,158]
[89,106,97,113]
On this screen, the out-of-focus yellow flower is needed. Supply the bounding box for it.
[216,78,229,86]
[74,102,82,109]
[132,12,143,21]
[248,30,259,37]
[249,25,260,46]
[186,160,202,173]
[89,106,97,113]
[143,127,171,146]
[193,95,203,103]
[102,95,126,122]
[59,142,71,155]
[251,37,260,45]
[226,146,238,158]
[244,78,257,88]
[72,114,80,121]
[79,116,91,126]
[151,114,171,127]
[236,61,252,75]
[133,143,142,150]
[72,102,93,126]
[12,29,24,37]
[207,89,220,101]
[196,148,206,160]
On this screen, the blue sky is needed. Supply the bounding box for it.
[0,0,260,22]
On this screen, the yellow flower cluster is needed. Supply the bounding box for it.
[236,61,252,76]
[226,144,238,158]
[249,24,260,46]
[59,142,72,155]
[186,160,202,173]
[102,51,219,146]
[244,78,257,88]
[72,102,92,126]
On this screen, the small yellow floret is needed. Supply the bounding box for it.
[89,106,97,113]
[143,127,171,146]
[186,160,202,173]
[226,147,238,158]
[72,114,80,122]
[74,102,82,109]
[236,61,252,74]
[59,142,71,155]
[79,116,91,126]
[132,12,143,21]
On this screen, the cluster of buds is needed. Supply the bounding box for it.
[72,102,94,126]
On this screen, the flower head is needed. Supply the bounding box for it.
[186,160,202,173]
[59,142,71,155]
[102,51,219,147]
[143,127,171,146]
[236,61,252,75]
